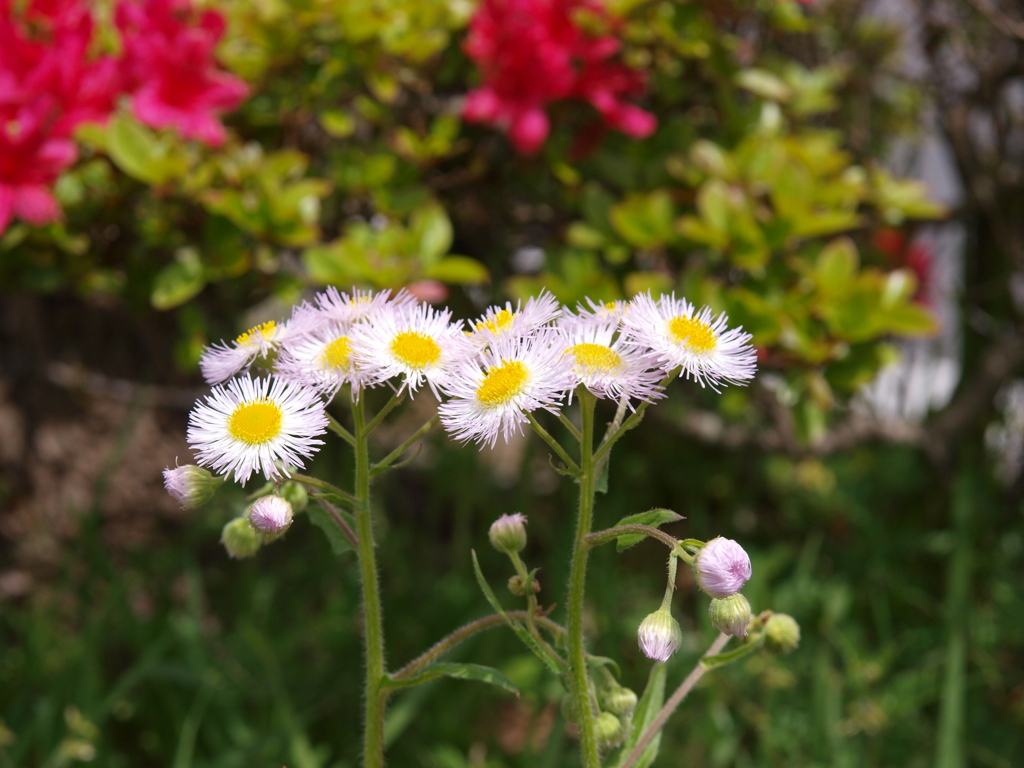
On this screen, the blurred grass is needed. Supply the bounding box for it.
[2,395,1024,767]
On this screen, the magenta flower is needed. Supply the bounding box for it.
[693,537,752,599]
[116,0,248,146]
[462,0,656,155]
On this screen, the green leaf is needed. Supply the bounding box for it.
[615,509,683,551]
[470,551,563,674]
[611,663,667,768]
[108,113,161,184]
[410,203,453,266]
[319,110,355,138]
[736,69,792,102]
[881,302,938,337]
[609,190,676,249]
[384,663,519,696]
[816,238,858,297]
[150,248,205,310]
[424,256,490,285]
[307,501,355,556]
[701,636,762,669]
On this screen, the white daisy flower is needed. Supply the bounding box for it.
[315,286,414,328]
[469,290,561,345]
[199,319,299,385]
[579,297,629,323]
[621,293,757,389]
[439,329,576,447]
[350,301,473,397]
[275,321,372,399]
[187,375,328,485]
[554,311,663,404]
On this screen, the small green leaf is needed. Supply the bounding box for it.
[701,635,763,669]
[108,114,163,184]
[424,256,490,285]
[611,663,667,768]
[410,203,453,266]
[319,110,355,138]
[736,69,792,102]
[307,501,355,556]
[151,248,205,310]
[615,509,683,551]
[384,663,519,696]
[471,551,563,674]
[609,190,676,249]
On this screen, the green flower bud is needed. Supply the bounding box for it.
[221,518,261,559]
[600,686,638,717]
[163,465,224,509]
[637,609,683,662]
[709,593,752,637]
[595,711,624,750]
[764,613,801,655]
[507,574,540,596]
[489,513,527,554]
[278,481,309,513]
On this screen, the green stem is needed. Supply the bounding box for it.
[527,412,582,475]
[619,633,732,768]
[567,388,601,768]
[392,611,565,681]
[370,415,439,478]
[326,412,356,446]
[365,390,404,435]
[352,398,387,768]
[289,473,360,509]
[585,524,680,551]
[558,410,582,442]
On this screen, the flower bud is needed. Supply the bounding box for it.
[637,609,683,662]
[600,686,638,717]
[221,518,261,559]
[489,513,527,554]
[248,495,293,538]
[163,465,224,509]
[693,537,752,598]
[278,481,309,513]
[595,711,624,750]
[507,574,541,596]
[764,613,801,655]
[709,593,752,637]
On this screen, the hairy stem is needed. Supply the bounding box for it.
[528,412,582,475]
[567,389,601,768]
[620,633,731,768]
[585,524,680,551]
[289,473,359,509]
[352,398,387,768]
[371,415,439,477]
[392,611,566,681]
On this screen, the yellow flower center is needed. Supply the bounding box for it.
[322,336,351,370]
[570,343,622,374]
[235,320,276,347]
[668,316,716,354]
[476,360,529,406]
[390,331,441,369]
[605,302,617,310]
[476,308,516,335]
[228,400,283,445]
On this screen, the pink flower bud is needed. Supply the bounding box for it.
[248,495,293,537]
[489,513,527,554]
[163,464,224,509]
[637,609,683,662]
[693,537,751,598]
[509,108,549,155]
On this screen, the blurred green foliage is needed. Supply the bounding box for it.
[4,0,1023,767]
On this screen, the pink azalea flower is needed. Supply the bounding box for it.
[463,0,656,155]
[116,0,249,146]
